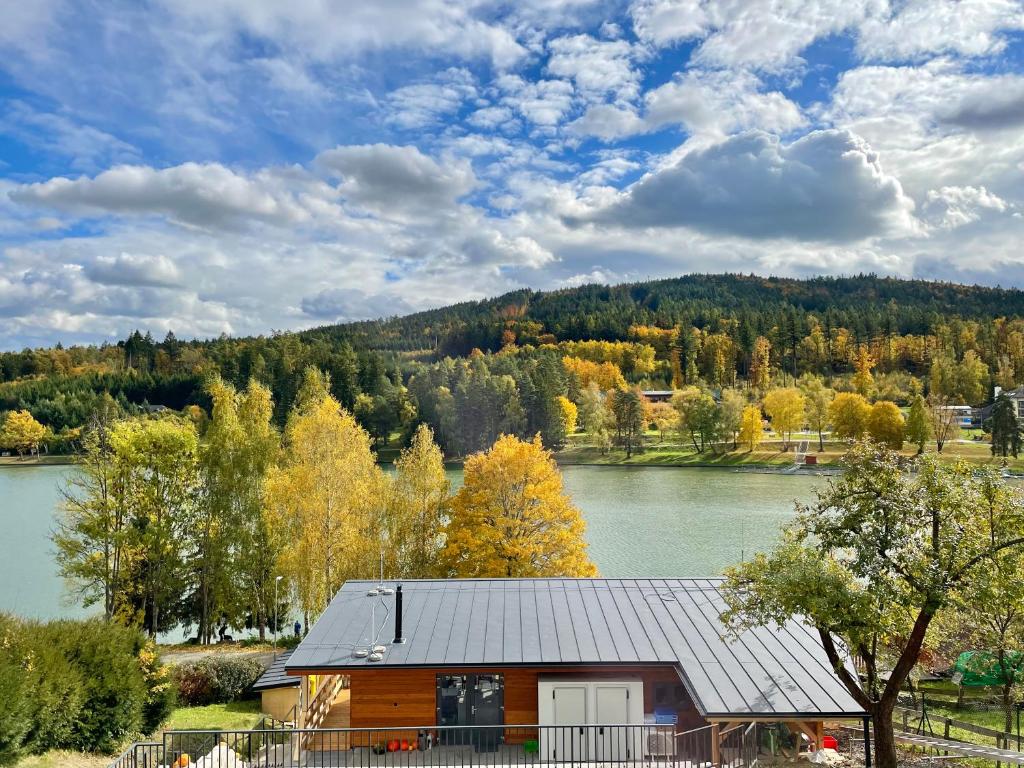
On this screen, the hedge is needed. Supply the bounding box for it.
[0,615,174,764]
[171,656,266,706]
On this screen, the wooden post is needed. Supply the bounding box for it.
[944,718,950,756]
[711,723,721,766]
[815,722,825,751]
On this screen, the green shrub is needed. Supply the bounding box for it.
[22,631,84,753]
[172,657,265,706]
[0,614,173,760]
[48,619,148,753]
[0,616,32,766]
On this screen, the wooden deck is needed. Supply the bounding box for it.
[895,730,1024,765]
[308,689,351,751]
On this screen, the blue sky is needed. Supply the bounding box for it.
[1,0,1023,349]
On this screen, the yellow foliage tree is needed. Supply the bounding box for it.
[265,383,387,618]
[749,337,772,390]
[829,392,872,440]
[738,405,764,452]
[0,409,48,457]
[556,396,578,434]
[868,400,905,449]
[562,356,627,391]
[388,424,451,579]
[853,345,876,396]
[441,434,597,578]
[762,387,805,450]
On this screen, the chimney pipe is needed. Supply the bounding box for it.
[393,584,405,644]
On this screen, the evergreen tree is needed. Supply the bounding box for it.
[989,393,1022,458]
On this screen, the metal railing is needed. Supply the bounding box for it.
[108,740,163,768]
[154,723,726,768]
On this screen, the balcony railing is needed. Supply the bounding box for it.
[113,723,759,768]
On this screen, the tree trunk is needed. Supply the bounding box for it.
[818,429,824,452]
[873,703,899,768]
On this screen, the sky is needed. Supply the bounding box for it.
[1,0,1023,349]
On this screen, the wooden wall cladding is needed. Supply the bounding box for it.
[346,665,699,730]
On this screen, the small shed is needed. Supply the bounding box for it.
[251,649,300,722]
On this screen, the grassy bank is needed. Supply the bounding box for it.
[0,455,75,467]
[553,433,1024,473]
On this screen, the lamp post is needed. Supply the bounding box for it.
[274,575,283,656]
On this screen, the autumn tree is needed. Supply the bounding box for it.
[927,394,961,453]
[672,388,722,453]
[749,336,772,390]
[930,351,988,405]
[266,371,387,621]
[609,387,645,458]
[989,393,1023,458]
[799,375,834,452]
[719,389,746,450]
[738,405,764,452]
[867,400,905,449]
[196,376,280,642]
[905,394,931,455]
[853,345,875,396]
[648,401,676,442]
[54,396,129,622]
[0,410,48,458]
[114,417,200,637]
[829,392,871,440]
[441,434,596,578]
[577,382,610,451]
[556,396,578,435]
[762,387,805,450]
[722,445,1024,768]
[388,424,450,578]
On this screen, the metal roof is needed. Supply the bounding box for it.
[252,649,300,691]
[287,578,866,719]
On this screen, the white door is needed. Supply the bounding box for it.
[546,685,588,762]
[594,685,631,761]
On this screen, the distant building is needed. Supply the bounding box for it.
[936,404,976,429]
[641,390,673,403]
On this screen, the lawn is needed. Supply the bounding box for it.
[14,752,109,768]
[12,702,265,768]
[161,700,263,732]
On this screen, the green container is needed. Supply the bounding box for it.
[524,739,539,755]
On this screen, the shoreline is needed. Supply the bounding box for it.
[0,455,75,467]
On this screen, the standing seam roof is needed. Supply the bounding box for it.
[286,578,866,718]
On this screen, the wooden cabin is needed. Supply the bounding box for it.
[285,578,867,762]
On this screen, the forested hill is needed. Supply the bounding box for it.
[3,272,1024,446]
[313,273,1024,356]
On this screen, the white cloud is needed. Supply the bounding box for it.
[9,163,328,229]
[546,34,640,101]
[631,0,875,72]
[857,0,1024,62]
[158,0,528,68]
[84,252,185,288]
[316,144,477,215]
[570,69,804,141]
[578,129,918,241]
[644,70,805,137]
[922,185,1009,229]
[300,288,414,320]
[384,69,477,129]
[825,62,1024,197]
[495,76,576,127]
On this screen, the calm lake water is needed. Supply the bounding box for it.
[0,464,821,626]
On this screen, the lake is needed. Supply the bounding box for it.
[0,464,821,628]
